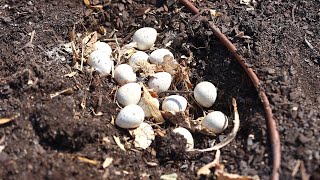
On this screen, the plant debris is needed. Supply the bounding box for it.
[0,114,19,125]
[113,136,126,151]
[102,157,113,168]
[129,122,155,149]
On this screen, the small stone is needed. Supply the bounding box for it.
[289,91,300,101]
[289,66,297,75]
[298,134,312,144]
[180,164,188,171]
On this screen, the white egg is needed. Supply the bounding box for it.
[194,81,217,108]
[116,83,141,106]
[114,64,136,85]
[87,50,113,75]
[92,41,112,56]
[148,72,172,93]
[149,49,174,64]
[128,51,149,68]
[116,104,145,129]
[138,98,160,118]
[173,127,194,150]
[201,111,228,134]
[132,27,157,50]
[162,95,188,112]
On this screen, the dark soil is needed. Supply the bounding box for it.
[0,0,319,179]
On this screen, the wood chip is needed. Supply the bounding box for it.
[113,136,126,151]
[0,114,19,125]
[102,157,113,168]
[160,173,178,180]
[77,156,98,165]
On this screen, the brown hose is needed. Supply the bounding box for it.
[178,0,281,179]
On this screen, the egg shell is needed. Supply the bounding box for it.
[149,49,174,64]
[132,27,157,50]
[114,64,136,85]
[92,41,112,56]
[201,111,228,134]
[128,51,149,68]
[138,98,160,118]
[148,72,172,93]
[162,95,188,112]
[116,104,145,129]
[116,83,141,106]
[173,127,194,150]
[87,50,113,75]
[194,81,217,108]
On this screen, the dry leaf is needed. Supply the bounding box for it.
[160,55,178,75]
[84,32,98,48]
[102,157,113,168]
[129,123,155,149]
[174,65,193,90]
[77,156,98,165]
[154,128,166,137]
[113,136,126,151]
[82,32,98,59]
[215,165,260,180]
[0,114,19,125]
[141,83,164,123]
[134,61,156,77]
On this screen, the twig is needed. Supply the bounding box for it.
[20,30,35,50]
[291,160,301,177]
[190,98,240,152]
[300,160,310,180]
[50,88,74,98]
[159,90,193,95]
[178,0,281,179]
[179,0,199,14]
[197,149,221,176]
[292,4,296,23]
